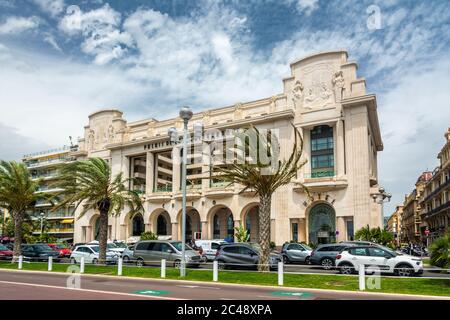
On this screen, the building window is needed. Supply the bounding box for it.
[310,125,334,178]
[130,155,146,194]
[227,215,234,237]
[213,215,220,239]
[291,222,298,242]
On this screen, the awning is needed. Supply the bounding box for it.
[61,219,74,224]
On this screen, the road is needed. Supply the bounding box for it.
[0,269,444,300]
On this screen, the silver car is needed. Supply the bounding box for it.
[133,240,202,268]
[281,242,312,264]
[215,243,282,270]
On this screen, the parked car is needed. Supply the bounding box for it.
[281,242,312,264]
[21,244,61,262]
[133,240,202,268]
[70,245,119,264]
[121,245,135,263]
[0,244,13,260]
[87,240,126,254]
[48,243,71,258]
[310,243,356,269]
[195,240,226,262]
[215,243,282,270]
[340,241,378,246]
[335,245,423,277]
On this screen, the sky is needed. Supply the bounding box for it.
[0,0,449,216]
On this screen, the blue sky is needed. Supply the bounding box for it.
[0,0,449,216]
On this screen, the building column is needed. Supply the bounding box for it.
[299,218,306,242]
[201,221,209,239]
[233,219,241,241]
[172,147,181,193]
[202,143,211,191]
[337,217,346,242]
[336,119,345,177]
[171,222,179,240]
[146,152,154,195]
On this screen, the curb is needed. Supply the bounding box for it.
[0,267,448,300]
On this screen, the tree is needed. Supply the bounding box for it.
[53,158,143,263]
[430,231,449,268]
[0,161,47,257]
[234,225,250,243]
[213,125,307,271]
[354,224,394,246]
[140,231,158,241]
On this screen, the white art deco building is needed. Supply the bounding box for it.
[71,50,384,246]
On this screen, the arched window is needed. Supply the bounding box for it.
[132,214,144,236]
[213,214,220,239]
[310,125,334,178]
[157,215,167,235]
[227,215,234,237]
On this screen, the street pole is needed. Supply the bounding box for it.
[181,118,188,277]
[178,106,193,278]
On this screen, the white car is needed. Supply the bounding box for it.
[70,245,119,264]
[195,240,226,261]
[87,240,126,254]
[335,245,423,277]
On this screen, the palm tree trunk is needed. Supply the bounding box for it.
[258,194,271,272]
[98,209,109,264]
[13,211,24,259]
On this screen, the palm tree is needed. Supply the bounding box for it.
[0,161,45,257]
[53,158,143,263]
[213,125,307,271]
[430,231,449,268]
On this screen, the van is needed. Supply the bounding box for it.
[133,240,201,268]
[195,240,226,261]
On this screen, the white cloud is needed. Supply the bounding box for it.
[0,16,40,34]
[296,0,319,14]
[32,0,65,18]
[43,32,62,52]
[59,4,132,64]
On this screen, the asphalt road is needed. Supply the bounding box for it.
[0,269,445,300]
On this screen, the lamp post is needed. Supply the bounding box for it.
[168,106,193,277]
[372,187,391,229]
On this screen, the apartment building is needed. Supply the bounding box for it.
[22,146,78,242]
[387,205,403,246]
[420,128,450,243]
[70,50,384,246]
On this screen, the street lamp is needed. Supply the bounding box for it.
[372,187,391,229]
[40,212,46,235]
[168,106,193,277]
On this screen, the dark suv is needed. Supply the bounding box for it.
[309,243,356,269]
[21,244,61,262]
[215,243,282,270]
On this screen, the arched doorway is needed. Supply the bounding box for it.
[178,208,201,241]
[244,206,259,243]
[211,207,234,240]
[132,214,144,236]
[156,212,172,236]
[308,203,336,245]
[94,216,100,241]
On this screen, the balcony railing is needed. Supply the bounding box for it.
[304,170,335,179]
[422,178,450,203]
[154,185,172,193]
[26,157,75,168]
[210,181,232,188]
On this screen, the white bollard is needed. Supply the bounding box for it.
[213,260,218,282]
[278,261,284,286]
[118,257,123,276]
[161,259,166,278]
[18,255,23,270]
[80,257,85,274]
[48,256,53,271]
[359,264,365,291]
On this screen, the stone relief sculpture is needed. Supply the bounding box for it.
[87,129,95,150]
[108,124,115,142]
[291,80,304,109]
[332,70,345,101]
[233,103,243,119]
[269,96,277,112]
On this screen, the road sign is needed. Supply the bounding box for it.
[271,291,314,299]
[134,289,170,296]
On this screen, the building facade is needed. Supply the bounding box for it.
[387,205,403,246]
[71,50,384,246]
[22,146,78,242]
[419,128,450,243]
